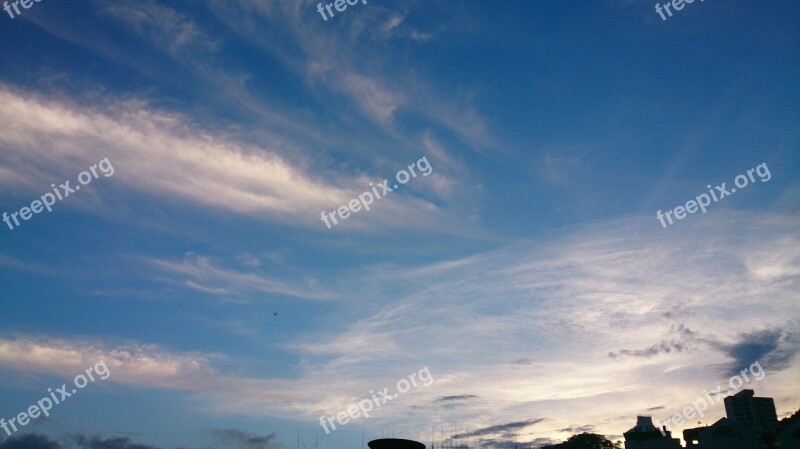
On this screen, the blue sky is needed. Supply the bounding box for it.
[0,0,798,448]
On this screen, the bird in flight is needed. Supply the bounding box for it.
[273,312,278,316]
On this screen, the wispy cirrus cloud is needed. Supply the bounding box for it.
[0,336,219,391]
[101,0,219,57]
[0,335,442,423]
[0,86,465,233]
[0,86,348,223]
[146,253,333,301]
[0,212,797,442]
[202,0,495,150]
[10,0,489,233]
[288,211,800,441]
[0,252,48,273]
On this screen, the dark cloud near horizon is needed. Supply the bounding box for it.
[460,419,548,438]
[0,435,162,449]
[554,425,594,434]
[432,395,481,410]
[74,435,160,449]
[0,431,279,449]
[717,328,799,376]
[608,324,695,360]
[0,434,61,449]
[209,429,277,449]
[472,437,554,449]
[608,324,800,373]
[510,359,534,365]
[608,340,687,360]
[435,395,479,402]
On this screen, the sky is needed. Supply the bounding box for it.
[0,0,799,448]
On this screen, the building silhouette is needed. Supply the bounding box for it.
[683,417,762,449]
[620,390,799,448]
[680,390,796,449]
[623,416,681,449]
[724,390,779,433]
[370,390,798,449]
[777,410,800,449]
[369,438,426,449]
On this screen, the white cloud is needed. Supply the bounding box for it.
[147,253,333,301]
[204,0,495,150]
[0,212,796,441]
[0,336,218,391]
[339,72,405,122]
[382,14,406,33]
[0,86,349,224]
[290,211,800,440]
[101,0,219,57]
[0,86,460,232]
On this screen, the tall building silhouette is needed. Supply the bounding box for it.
[683,390,789,448]
[724,389,778,432]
